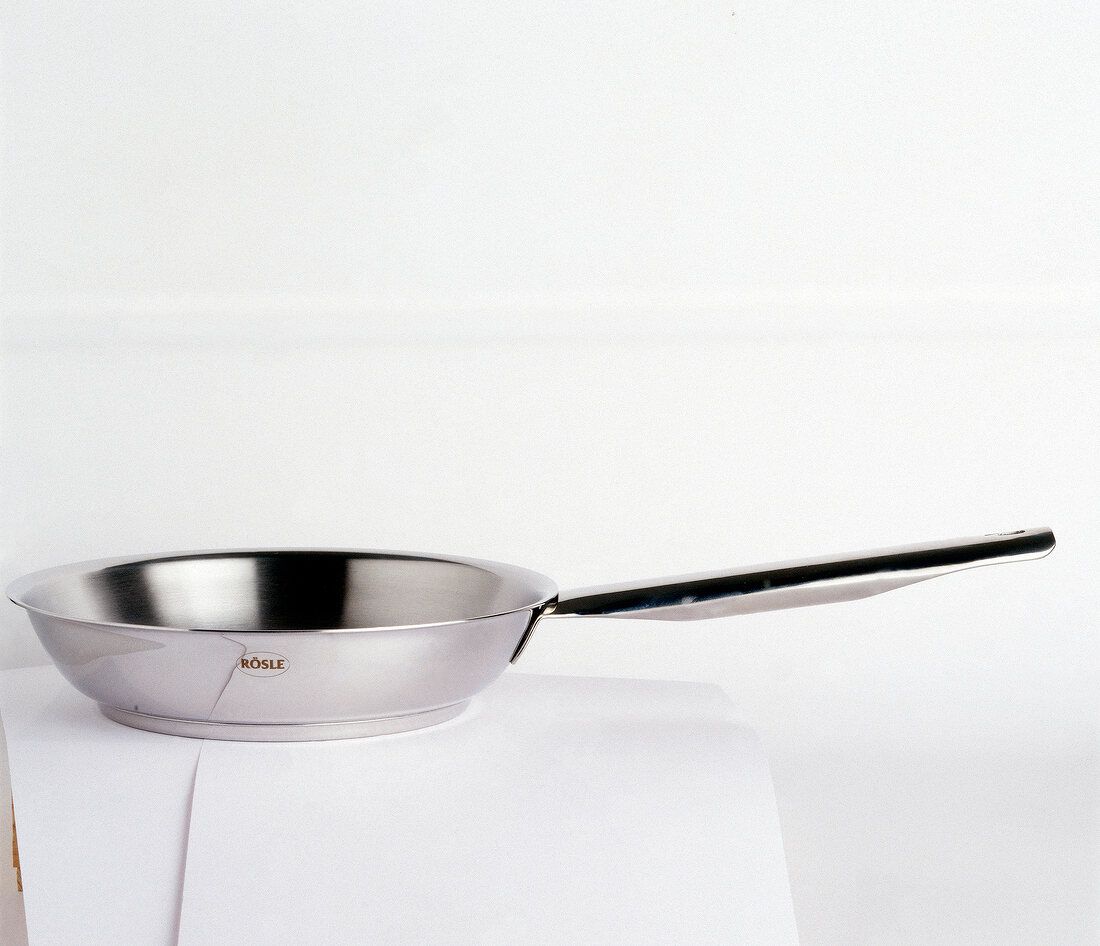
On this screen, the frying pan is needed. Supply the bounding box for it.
[6,527,1054,741]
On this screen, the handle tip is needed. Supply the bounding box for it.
[985,527,1056,558]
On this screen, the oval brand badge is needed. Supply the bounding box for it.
[237,652,289,677]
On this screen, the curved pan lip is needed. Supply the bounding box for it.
[5,548,560,635]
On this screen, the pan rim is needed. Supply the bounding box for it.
[6,547,559,635]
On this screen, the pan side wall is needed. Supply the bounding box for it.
[26,610,534,725]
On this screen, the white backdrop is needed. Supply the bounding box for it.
[2,1,1098,943]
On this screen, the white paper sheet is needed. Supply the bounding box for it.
[0,666,202,946]
[2,667,796,945]
[178,674,797,945]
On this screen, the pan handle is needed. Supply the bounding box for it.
[542,527,1055,623]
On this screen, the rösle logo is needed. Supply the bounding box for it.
[237,652,289,677]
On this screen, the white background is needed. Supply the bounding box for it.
[1,1,1097,942]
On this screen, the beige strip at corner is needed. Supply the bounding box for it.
[11,801,21,893]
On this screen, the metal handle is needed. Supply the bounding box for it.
[544,528,1055,622]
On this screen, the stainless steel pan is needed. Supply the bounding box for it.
[6,527,1054,741]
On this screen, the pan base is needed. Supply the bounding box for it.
[99,702,469,741]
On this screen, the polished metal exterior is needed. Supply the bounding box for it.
[7,529,1054,740]
[99,701,469,741]
[7,551,555,741]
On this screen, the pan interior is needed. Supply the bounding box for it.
[15,551,556,632]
